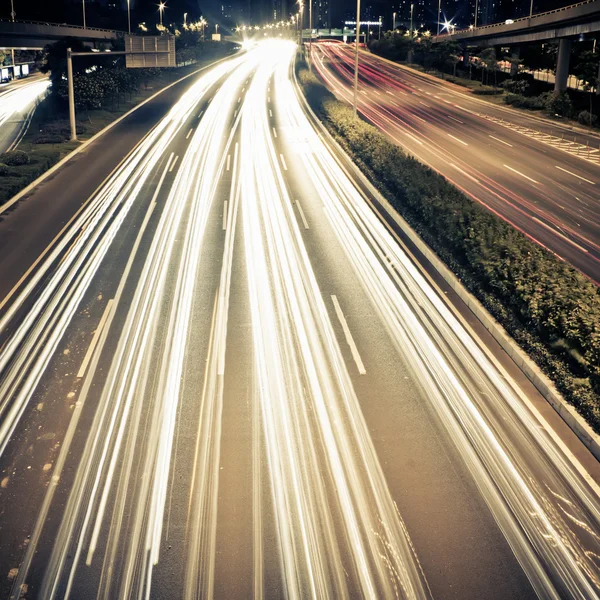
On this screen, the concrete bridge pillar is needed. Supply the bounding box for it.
[554,37,571,94]
[510,46,520,76]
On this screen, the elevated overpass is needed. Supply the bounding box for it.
[434,0,600,92]
[0,19,122,50]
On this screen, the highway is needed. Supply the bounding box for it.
[0,40,599,599]
[310,42,600,282]
[0,74,49,153]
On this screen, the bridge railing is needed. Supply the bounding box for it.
[0,18,124,34]
[436,0,597,38]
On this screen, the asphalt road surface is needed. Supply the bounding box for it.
[1,41,600,599]
[310,42,600,282]
[0,74,50,153]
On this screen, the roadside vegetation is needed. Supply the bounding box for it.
[0,36,237,207]
[297,59,600,432]
[369,31,600,129]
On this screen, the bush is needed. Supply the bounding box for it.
[0,150,30,166]
[500,79,529,94]
[578,110,598,127]
[297,65,600,432]
[472,86,503,95]
[0,163,12,176]
[504,93,545,110]
[544,91,573,117]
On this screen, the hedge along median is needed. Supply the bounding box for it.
[296,62,600,433]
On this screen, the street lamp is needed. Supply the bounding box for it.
[10,0,16,69]
[353,0,361,115]
[392,11,396,31]
[82,0,86,29]
[158,2,166,28]
[127,0,131,33]
[309,0,312,66]
[437,0,441,35]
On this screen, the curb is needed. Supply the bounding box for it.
[0,53,236,216]
[293,62,600,463]
[367,50,600,143]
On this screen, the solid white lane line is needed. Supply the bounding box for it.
[226,154,231,171]
[77,299,114,378]
[331,295,366,375]
[447,133,468,146]
[223,200,228,230]
[273,127,278,138]
[449,163,480,184]
[169,155,179,172]
[504,164,540,184]
[280,153,287,170]
[555,165,595,185]
[186,128,194,139]
[447,115,464,124]
[489,134,513,147]
[296,201,309,229]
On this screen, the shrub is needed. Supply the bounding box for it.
[472,86,503,95]
[504,93,545,110]
[578,110,598,127]
[297,65,600,432]
[544,91,573,118]
[0,163,12,176]
[0,150,30,166]
[500,79,529,94]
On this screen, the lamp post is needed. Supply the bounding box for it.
[410,4,413,37]
[392,11,396,31]
[474,0,478,28]
[309,0,312,66]
[158,2,166,27]
[127,0,131,33]
[437,0,441,35]
[10,0,15,70]
[82,0,86,28]
[353,0,360,115]
[529,0,534,20]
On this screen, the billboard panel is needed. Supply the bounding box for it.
[125,35,176,68]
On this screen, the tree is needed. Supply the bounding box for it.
[479,47,498,87]
[572,49,599,125]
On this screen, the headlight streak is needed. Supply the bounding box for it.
[311,43,600,267]
[241,41,431,599]
[280,47,600,597]
[1,38,599,600]
[0,78,50,130]
[40,55,257,600]
[3,54,250,599]
[0,56,246,458]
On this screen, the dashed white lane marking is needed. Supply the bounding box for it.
[77,299,114,378]
[447,133,468,146]
[504,164,540,184]
[273,127,278,138]
[296,201,309,229]
[489,134,513,147]
[555,165,595,185]
[331,295,366,375]
[280,153,287,170]
[169,155,179,172]
[186,128,193,139]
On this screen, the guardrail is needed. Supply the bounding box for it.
[436,0,598,38]
[0,18,124,35]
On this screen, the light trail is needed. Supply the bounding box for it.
[310,42,600,280]
[0,77,50,151]
[0,39,599,600]
[281,46,600,597]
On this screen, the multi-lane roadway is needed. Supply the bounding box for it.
[311,42,600,282]
[0,74,49,153]
[0,41,600,599]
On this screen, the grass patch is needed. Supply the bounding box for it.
[297,59,600,433]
